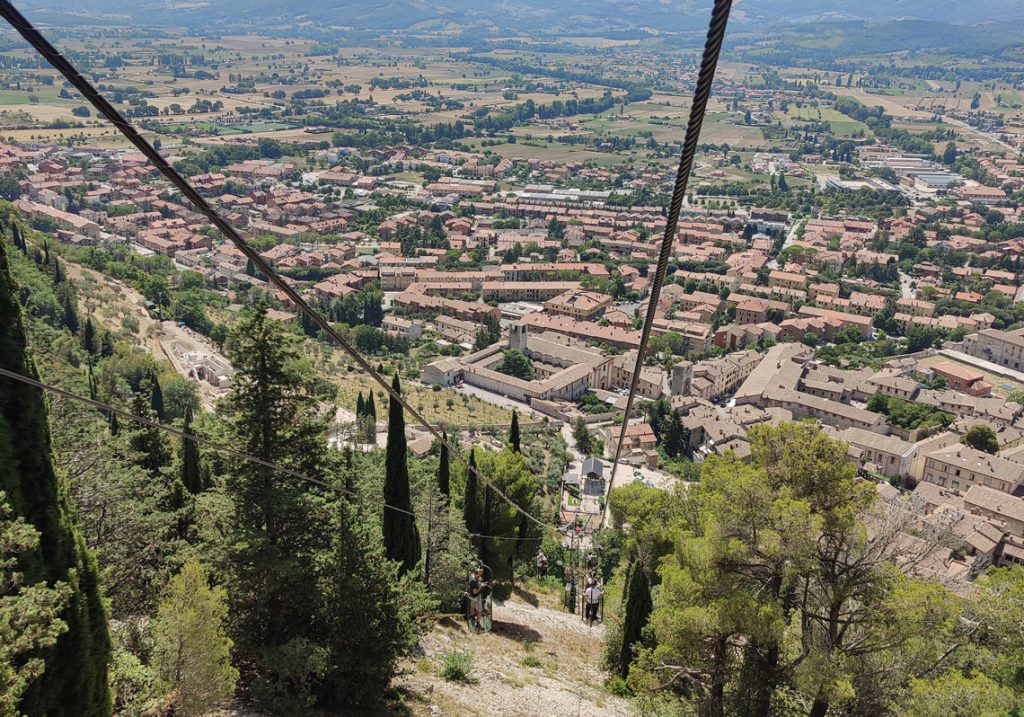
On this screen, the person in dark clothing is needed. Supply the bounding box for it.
[468,567,487,625]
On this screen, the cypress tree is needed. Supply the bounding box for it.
[129,391,170,476]
[100,331,114,358]
[316,500,420,708]
[366,391,377,422]
[180,404,203,494]
[82,316,97,355]
[301,310,317,338]
[342,445,355,500]
[356,391,365,418]
[86,358,97,401]
[437,431,450,497]
[11,222,24,253]
[383,374,420,575]
[0,234,112,715]
[59,286,79,336]
[149,370,166,422]
[663,412,686,458]
[509,410,521,453]
[463,449,480,540]
[619,559,653,679]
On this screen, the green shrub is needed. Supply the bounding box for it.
[606,676,631,697]
[441,650,476,683]
[523,655,542,668]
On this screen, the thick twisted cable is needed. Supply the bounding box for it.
[606,0,733,495]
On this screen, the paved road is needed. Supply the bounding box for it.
[944,116,1020,156]
[898,269,915,299]
[767,219,804,271]
[451,382,546,420]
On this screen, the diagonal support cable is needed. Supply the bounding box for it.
[605,0,733,503]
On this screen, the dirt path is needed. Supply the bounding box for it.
[396,588,631,717]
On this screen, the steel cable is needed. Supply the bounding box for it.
[605,0,733,502]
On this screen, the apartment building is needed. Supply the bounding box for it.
[763,388,887,432]
[962,328,1024,372]
[481,281,581,302]
[736,299,770,325]
[922,443,1024,495]
[842,427,916,478]
[435,315,481,345]
[964,484,1024,538]
[690,350,762,401]
[768,270,807,291]
[544,290,612,319]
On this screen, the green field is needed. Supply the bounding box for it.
[785,105,869,136]
[0,90,69,106]
[235,121,298,132]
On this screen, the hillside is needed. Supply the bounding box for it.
[395,585,629,717]
[30,0,1024,35]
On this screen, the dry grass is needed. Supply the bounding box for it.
[392,589,627,717]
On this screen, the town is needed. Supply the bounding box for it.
[3,12,1024,715]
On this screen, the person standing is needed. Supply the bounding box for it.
[584,580,603,624]
[468,567,486,626]
[536,551,549,578]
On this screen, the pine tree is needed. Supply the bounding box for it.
[383,374,420,575]
[619,559,653,679]
[316,501,424,708]
[152,559,238,716]
[221,304,332,708]
[180,405,203,494]
[0,233,111,715]
[509,409,521,453]
[82,316,97,355]
[437,431,450,497]
[149,369,166,422]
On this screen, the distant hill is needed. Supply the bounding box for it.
[20,0,1024,40]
